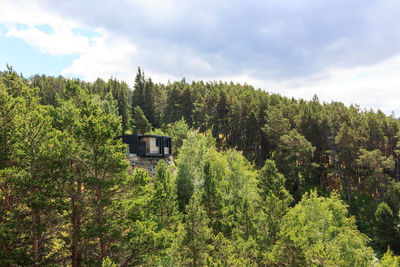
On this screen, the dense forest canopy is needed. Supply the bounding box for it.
[1,65,400,266]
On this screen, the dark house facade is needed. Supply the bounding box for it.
[117,134,172,157]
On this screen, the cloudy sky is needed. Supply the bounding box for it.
[1,0,400,114]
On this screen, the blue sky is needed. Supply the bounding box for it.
[1,0,400,115]
[0,34,79,77]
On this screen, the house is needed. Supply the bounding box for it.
[117,134,172,157]
[116,134,173,176]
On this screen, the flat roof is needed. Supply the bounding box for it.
[137,134,172,138]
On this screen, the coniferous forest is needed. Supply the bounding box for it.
[2,66,400,266]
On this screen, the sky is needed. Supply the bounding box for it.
[1,0,400,115]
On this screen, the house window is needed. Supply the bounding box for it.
[163,138,170,147]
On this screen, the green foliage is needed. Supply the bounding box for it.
[224,149,259,207]
[111,169,171,265]
[269,191,374,266]
[0,71,33,265]
[380,247,400,267]
[256,160,293,253]
[274,129,316,199]
[166,117,190,157]
[222,149,259,238]
[4,67,400,264]
[95,92,119,116]
[373,202,399,254]
[175,130,215,210]
[201,160,224,234]
[357,149,395,201]
[152,160,180,230]
[102,257,117,267]
[146,127,167,136]
[263,106,290,149]
[107,78,130,133]
[179,192,213,266]
[258,159,292,204]
[131,68,161,127]
[131,105,151,134]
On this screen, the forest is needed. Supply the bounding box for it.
[1,65,400,266]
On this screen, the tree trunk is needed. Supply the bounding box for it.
[161,205,165,225]
[97,186,106,259]
[1,128,10,254]
[71,181,82,267]
[346,178,351,204]
[0,182,10,255]
[32,209,40,264]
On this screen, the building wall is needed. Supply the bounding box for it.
[140,137,159,154]
[126,154,174,176]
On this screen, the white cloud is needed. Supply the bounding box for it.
[0,0,98,56]
[0,0,77,28]
[219,54,400,116]
[6,25,91,55]
[287,54,400,115]
[61,31,137,83]
[0,0,141,83]
[2,0,400,116]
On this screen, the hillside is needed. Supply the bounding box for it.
[1,66,400,265]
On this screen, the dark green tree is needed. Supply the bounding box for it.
[357,149,395,201]
[373,202,400,254]
[0,71,31,265]
[131,67,145,110]
[274,129,316,198]
[166,117,190,158]
[201,161,224,234]
[131,106,151,134]
[111,169,170,265]
[256,160,293,250]
[77,97,128,263]
[179,192,212,266]
[175,130,215,211]
[152,160,180,230]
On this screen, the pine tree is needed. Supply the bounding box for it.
[131,106,151,134]
[201,161,224,233]
[228,97,242,147]
[256,160,293,258]
[373,202,400,253]
[118,81,130,134]
[181,84,194,126]
[15,96,58,264]
[357,149,395,201]
[0,73,31,265]
[243,108,259,161]
[77,97,128,263]
[131,67,145,110]
[112,169,170,265]
[52,94,87,267]
[180,192,212,266]
[0,72,64,265]
[142,78,156,126]
[152,160,180,230]
[262,106,290,152]
[107,79,130,134]
[54,82,129,265]
[166,117,189,158]
[274,129,316,198]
